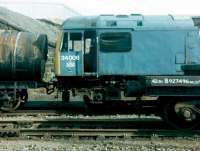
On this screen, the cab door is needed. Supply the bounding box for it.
[60,31,83,76]
[83,30,97,74]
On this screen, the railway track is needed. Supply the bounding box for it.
[0,128,200,140]
[0,110,64,117]
[20,129,200,138]
[0,115,198,140]
[0,104,198,140]
[0,117,163,129]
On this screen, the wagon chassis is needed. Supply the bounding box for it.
[0,81,45,112]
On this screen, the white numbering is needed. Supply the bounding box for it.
[152,78,200,85]
[61,55,79,61]
[65,62,75,68]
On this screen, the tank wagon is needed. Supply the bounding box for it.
[54,14,200,129]
[0,30,48,111]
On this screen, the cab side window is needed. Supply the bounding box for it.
[69,33,82,52]
[61,32,82,52]
[100,32,131,52]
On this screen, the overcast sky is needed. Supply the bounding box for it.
[63,0,200,15]
[0,0,200,19]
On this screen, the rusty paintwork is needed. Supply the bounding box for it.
[0,30,48,81]
[54,31,62,75]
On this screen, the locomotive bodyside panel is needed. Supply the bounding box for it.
[187,31,200,64]
[98,29,200,76]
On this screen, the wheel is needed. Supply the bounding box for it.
[0,90,21,112]
[0,89,28,112]
[160,97,200,129]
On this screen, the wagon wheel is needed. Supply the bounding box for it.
[19,89,28,106]
[161,98,200,129]
[0,90,26,112]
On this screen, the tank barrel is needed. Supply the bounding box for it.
[0,30,48,81]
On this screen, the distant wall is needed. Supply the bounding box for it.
[0,2,80,21]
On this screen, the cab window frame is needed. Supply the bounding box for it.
[61,31,83,52]
[99,32,132,52]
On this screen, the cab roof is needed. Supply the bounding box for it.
[62,14,196,30]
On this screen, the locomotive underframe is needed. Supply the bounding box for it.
[57,75,200,97]
[57,75,200,129]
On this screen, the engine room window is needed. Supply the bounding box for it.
[100,32,131,52]
[69,33,82,52]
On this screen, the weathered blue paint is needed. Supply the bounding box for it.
[98,30,200,76]
[59,15,200,77]
[60,51,82,76]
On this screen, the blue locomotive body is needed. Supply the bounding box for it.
[56,15,200,77]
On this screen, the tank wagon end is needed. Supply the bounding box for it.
[0,30,48,111]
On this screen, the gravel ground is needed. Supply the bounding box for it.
[0,139,199,151]
[8,90,199,151]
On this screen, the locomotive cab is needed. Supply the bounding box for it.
[57,30,97,76]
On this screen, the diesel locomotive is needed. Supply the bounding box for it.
[55,14,200,129]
